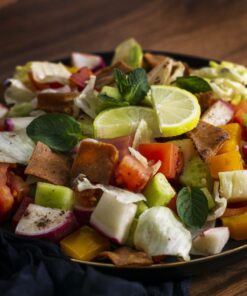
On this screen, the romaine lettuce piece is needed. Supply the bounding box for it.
[112,38,143,68]
[0,130,34,164]
[134,207,192,261]
[4,79,36,105]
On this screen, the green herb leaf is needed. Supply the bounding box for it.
[97,93,129,113]
[26,113,83,152]
[176,76,212,94]
[176,187,209,228]
[114,68,149,104]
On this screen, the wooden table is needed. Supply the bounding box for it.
[1,0,247,295]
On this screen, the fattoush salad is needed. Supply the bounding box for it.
[0,38,247,266]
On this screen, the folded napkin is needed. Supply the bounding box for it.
[0,229,189,296]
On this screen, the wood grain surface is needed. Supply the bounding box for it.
[1,0,247,295]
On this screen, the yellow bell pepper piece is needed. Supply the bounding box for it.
[208,151,243,179]
[60,226,110,261]
[221,212,247,240]
[67,66,79,74]
[218,123,242,154]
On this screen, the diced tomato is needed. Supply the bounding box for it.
[138,143,181,179]
[7,171,29,207]
[0,163,14,222]
[70,67,93,90]
[12,196,33,228]
[115,155,153,192]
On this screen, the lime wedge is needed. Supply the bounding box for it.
[151,85,201,137]
[94,106,160,139]
[112,38,143,68]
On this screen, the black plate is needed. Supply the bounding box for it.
[1,51,247,281]
[65,51,247,280]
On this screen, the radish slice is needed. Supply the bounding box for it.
[201,100,234,126]
[74,205,94,226]
[15,204,78,242]
[90,191,137,244]
[71,53,105,71]
[4,117,35,131]
[191,227,230,256]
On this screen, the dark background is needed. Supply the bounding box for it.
[1,0,247,295]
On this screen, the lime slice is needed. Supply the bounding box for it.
[151,85,201,137]
[94,106,160,139]
[112,38,143,68]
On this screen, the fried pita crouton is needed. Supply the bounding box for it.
[37,92,77,115]
[196,92,217,113]
[143,53,170,69]
[25,142,71,185]
[98,247,153,266]
[71,140,119,184]
[95,61,132,90]
[187,121,230,162]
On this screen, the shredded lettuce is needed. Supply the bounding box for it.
[193,61,247,102]
[8,101,34,117]
[13,62,33,88]
[76,175,146,204]
[75,76,99,118]
[0,130,34,164]
[207,182,227,221]
[31,62,71,84]
[134,207,192,261]
[4,79,36,105]
[132,119,152,149]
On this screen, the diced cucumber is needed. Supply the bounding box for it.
[101,86,121,100]
[200,188,215,210]
[143,173,176,207]
[78,114,94,137]
[168,139,197,166]
[35,182,74,210]
[136,201,148,217]
[126,218,138,247]
[180,156,213,190]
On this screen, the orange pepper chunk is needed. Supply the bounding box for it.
[221,212,247,240]
[208,151,243,179]
[60,226,110,261]
[218,123,242,154]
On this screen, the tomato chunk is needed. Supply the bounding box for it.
[115,155,153,192]
[138,143,181,179]
[70,67,93,90]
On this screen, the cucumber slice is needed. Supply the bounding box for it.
[35,182,74,210]
[143,173,176,207]
[180,156,213,190]
[136,201,148,217]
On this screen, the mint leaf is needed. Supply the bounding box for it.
[176,187,209,228]
[26,113,83,152]
[176,76,212,94]
[114,68,149,104]
[97,93,129,113]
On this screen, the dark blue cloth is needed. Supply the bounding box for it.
[0,229,189,296]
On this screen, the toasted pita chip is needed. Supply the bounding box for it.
[95,61,132,90]
[98,247,153,266]
[71,140,119,184]
[25,142,71,185]
[187,121,230,162]
[37,92,77,115]
[143,53,170,69]
[196,92,217,113]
